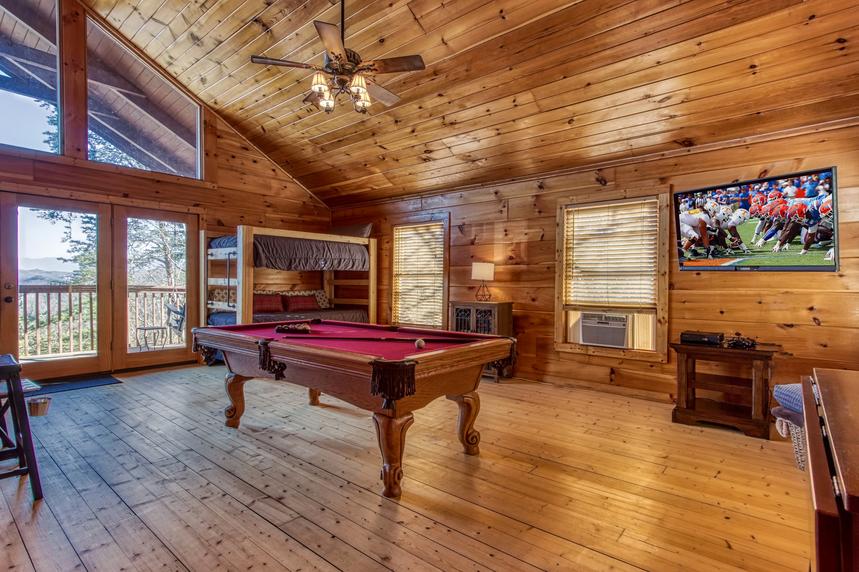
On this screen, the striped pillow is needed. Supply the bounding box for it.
[285,295,321,312]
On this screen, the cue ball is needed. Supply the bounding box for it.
[415,339,426,349]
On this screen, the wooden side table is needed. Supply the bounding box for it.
[670,342,781,439]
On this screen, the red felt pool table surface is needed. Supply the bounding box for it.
[209,320,499,361]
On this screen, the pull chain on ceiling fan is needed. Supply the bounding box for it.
[250,0,426,113]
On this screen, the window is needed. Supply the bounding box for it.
[0,0,60,153]
[392,222,446,327]
[555,195,668,360]
[86,18,200,178]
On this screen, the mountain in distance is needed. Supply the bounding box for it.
[17,257,76,285]
[19,268,73,285]
[19,257,77,272]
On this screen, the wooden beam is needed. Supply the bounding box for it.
[202,108,218,182]
[59,0,87,159]
[235,226,254,325]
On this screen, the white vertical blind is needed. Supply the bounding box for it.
[392,222,445,326]
[563,199,659,308]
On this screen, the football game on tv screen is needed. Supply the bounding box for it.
[674,167,837,272]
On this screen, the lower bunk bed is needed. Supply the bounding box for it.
[204,307,369,364]
[207,307,368,326]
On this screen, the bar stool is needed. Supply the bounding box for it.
[0,354,42,500]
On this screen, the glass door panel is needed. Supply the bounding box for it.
[126,217,188,353]
[0,194,111,379]
[113,207,198,369]
[18,207,99,360]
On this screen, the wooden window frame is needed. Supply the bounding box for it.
[554,192,670,363]
[5,0,204,179]
[390,214,450,329]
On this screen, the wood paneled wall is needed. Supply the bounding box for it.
[334,125,859,397]
[0,114,329,233]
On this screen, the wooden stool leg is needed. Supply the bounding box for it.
[372,412,413,498]
[308,388,321,406]
[8,375,42,500]
[0,398,14,449]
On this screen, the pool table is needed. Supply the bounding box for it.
[192,319,515,498]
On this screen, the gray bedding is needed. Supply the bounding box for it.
[209,235,369,271]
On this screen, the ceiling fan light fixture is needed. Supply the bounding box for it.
[349,74,367,96]
[354,90,371,112]
[311,71,328,94]
[320,89,336,112]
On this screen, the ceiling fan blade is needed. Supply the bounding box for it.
[250,55,315,70]
[361,55,425,74]
[366,80,400,107]
[313,21,346,62]
[303,91,322,108]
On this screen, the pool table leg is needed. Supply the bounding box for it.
[224,372,250,428]
[308,388,321,406]
[372,412,414,498]
[447,391,481,455]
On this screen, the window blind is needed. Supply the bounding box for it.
[392,222,445,326]
[563,199,659,308]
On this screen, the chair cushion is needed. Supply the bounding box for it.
[253,294,283,313]
[285,295,321,312]
[773,383,803,414]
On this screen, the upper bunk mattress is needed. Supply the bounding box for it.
[208,234,369,271]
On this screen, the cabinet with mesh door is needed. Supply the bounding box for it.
[448,301,514,380]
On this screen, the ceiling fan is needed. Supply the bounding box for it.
[250,0,425,114]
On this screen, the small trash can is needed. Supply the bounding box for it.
[27,396,51,417]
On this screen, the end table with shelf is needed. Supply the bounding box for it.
[670,342,781,439]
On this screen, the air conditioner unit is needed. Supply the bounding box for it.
[580,312,629,349]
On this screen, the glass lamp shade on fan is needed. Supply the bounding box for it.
[471,262,494,302]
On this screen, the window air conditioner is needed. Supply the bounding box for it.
[579,312,629,349]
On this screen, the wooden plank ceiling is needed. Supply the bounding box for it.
[79,0,859,205]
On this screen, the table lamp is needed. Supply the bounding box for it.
[471,262,495,302]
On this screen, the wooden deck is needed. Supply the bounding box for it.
[1,366,810,571]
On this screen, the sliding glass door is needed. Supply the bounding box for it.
[0,195,199,378]
[0,193,112,378]
[111,206,199,369]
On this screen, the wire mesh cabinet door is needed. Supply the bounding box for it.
[474,308,495,334]
[453,306,474,332]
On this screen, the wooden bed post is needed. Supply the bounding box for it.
[368,238,378,324]
[323,271,335,306]
[236,226,255,325]
[199,229,208,328]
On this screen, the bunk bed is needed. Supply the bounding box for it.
[201,225,377,328]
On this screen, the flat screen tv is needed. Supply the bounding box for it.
[674,167,837,271]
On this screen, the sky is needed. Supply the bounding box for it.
[0,91,55,152]
[0,90,84,269]
[18,208,87,271]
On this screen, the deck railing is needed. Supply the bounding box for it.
[17,284,186,358]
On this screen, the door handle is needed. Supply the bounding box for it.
[3,296,13,303]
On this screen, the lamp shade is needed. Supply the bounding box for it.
[471,262,495,281]
[349,74,367,96]
[311,72,328,94]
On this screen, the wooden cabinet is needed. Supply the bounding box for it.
[449,301,514,379]
[670,342,781,439]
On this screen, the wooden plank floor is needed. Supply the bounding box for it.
[1,366,810,571]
